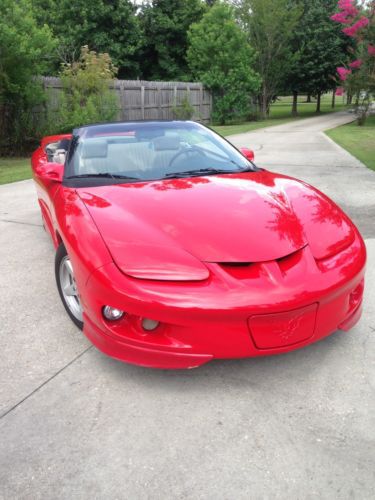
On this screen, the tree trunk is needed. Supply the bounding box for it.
[346,93,353,105]
[259,86,268,119]
[292,91,298,117]
[306,94,312,103]
[331,90,336,109]
[266,98,271,117]
[355,90,360,108]
[316,92,321,113]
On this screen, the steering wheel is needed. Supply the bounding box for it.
[168,146,206,167]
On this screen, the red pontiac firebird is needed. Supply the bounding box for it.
[31,120,366,369]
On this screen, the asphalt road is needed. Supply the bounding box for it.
[1,112,374,499]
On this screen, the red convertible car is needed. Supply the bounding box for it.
[31,120,366,368]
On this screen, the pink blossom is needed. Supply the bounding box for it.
[338,0,352,8]
[342,16,369,37]
[368,44,375,56]
[335,87,344,96]
[349,59,363,69]
[337,0,359,16]
[330,12,352,24]
[337,67,352,81]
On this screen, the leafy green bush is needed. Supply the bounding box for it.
[50,46,119,133]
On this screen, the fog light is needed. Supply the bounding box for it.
[349,281,364,310]
[142,318,160,331]
[103,306,124,321]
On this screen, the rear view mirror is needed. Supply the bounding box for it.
[239,147,255,162]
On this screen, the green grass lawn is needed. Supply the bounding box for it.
[212,93,349,136]
[325,115,375,171]
[0,157,31,185]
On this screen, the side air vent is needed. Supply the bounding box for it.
[218,262,255,279]
[276,246,306,274]
[220,262,252,267]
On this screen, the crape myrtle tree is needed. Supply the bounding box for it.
[286,0,349,115]
[331,0,375,124]
[234,0,302,118]
[187,2,260,124]
[32,0,143,78]
[0,0,55,154]
[139,0,206,80]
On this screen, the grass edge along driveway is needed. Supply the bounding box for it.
[325,115,375,172]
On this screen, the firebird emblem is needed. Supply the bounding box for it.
[275,314,304,341]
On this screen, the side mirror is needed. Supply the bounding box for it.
[239,147,255,162]
[40,162,64,183]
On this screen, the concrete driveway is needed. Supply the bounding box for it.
[1,112,374,499]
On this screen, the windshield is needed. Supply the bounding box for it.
[64,121,256,186]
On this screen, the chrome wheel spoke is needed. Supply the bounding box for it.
[63,282,76,297]
[64,259,74,276]
[59,255,83,322]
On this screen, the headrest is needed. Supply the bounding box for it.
[57,138,71,151]
[153,136,180,151]
[135,128,164,141]
[81,139,108,159]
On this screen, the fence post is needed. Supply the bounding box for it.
[157,85,162,117]
[199,84,204,120]
[141,85,145,120]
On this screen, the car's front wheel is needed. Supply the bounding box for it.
[55,244,84,330]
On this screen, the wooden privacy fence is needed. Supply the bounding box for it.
[40,77,212,123]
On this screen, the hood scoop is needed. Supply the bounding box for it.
[217,246,307,280]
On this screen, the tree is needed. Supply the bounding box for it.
[235,0,302,118]
[187,2,260,124]
[33,0,143,78]
[331,0,375,124]
[286,0,350,115]
[0,0,55,153]
[52,47,118,133]
[139,0,206,80]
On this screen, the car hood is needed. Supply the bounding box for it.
[78,171,354,278]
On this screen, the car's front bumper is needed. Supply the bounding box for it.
[80,237,366,369]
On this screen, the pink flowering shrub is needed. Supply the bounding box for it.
[335,87,345,96]
[331,1,374,77]
[331,1,374,124]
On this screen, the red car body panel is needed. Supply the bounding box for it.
[31,133,366,369]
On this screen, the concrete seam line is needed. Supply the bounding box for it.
[0,219,43,227]
[0,346,93,420]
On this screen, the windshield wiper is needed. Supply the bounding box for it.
[163,168,241,179]
[66,173,140,181]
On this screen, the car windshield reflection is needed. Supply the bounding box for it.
[64,121,256,185]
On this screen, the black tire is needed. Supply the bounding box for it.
[55,243,84,330]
